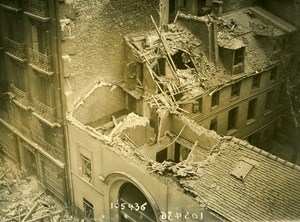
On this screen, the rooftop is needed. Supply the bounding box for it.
[151,117,300,222]
[124,6,296,107]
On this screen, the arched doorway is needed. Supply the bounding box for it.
[119,182,156,222]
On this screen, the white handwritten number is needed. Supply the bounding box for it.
[134,203,140,211]
[161,211,167,220]
[140,202,147,211]
[184,211,190,220]
[168,211,173,221]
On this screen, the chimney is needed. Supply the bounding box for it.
[211,0,223,17]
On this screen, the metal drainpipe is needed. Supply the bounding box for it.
[52,0,74,212]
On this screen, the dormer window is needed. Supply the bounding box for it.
[219,46,245,74]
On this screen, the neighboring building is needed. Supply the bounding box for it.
[124,4,298,157]
[0,0,68,204]
[67,83,300,221]
[1,0,300,222]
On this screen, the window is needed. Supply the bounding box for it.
[251,74,261,89]
[36,75,54,107]
[174,143,191,163]
[42,123,55,146]
[210,119,217,132]
[231,82,241,98]
[83,198,94,222]
[234,48,244,65]
[81,154,92,182]
[265,91,274,111]
[192,97,203,113]
[228,107,238,131]
[270,67,277,81]
[119,183,156,222]
[211,91,219,107]
[247,98,257,120]
[156,148,168,163]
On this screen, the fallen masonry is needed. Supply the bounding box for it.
[0,160,79,222]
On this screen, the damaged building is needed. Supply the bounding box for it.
[0,0,300,221]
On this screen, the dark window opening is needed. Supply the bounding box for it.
[192,97,202,113]
[247,98,257,120]
[211,91,219,107]
[156,148,168,163]
[231,82,241,97]
[251,74,261,89]
[265,91,273,111]
[174,142,191,163]
[42,123,55,146]
[83,198,94,222]
[169,0,176,14]
[210,119,217,132]
[171,51,195,70]
[228,107,238,131]
[270,67,277,81]
[234,48,244,65]
[119,183,156,222]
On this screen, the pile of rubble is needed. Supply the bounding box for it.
[0,161,78,222]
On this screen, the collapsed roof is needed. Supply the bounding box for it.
[124,6,297,111]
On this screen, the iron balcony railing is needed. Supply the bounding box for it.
[28,48,53,74]
[4,37,26,61]
[26,0,48,17]
[10,84,30,106]
[33,98,55,123]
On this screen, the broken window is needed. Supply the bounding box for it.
[83,198,94,222]
[81,154,92,182]
[192,97,203,113]
[247,98,257,120]
[210,118,218,132]
[119,183,156,222]
[174,143,191,163]
[231,82,241,98]
[251,74,261,89]
[156,148,168,163]
[234,48,244,65]
[211,91,219,107]
[171,50,195,70]
[265,91,274,111]
[228,107,238,131]
[270,67,277,81]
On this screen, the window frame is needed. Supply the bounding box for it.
[211,91,219,107]
[234,47,244,65]
[251,73,261,89]
[270,67,277,81]
[81,154,92,182]
[247,98,257,121]
[231,82,241,98]
[192,97,203,113]
[265,91,274,112]
[83,198,94,222]
[228,107,238,131]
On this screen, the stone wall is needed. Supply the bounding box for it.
[60,0,159,103]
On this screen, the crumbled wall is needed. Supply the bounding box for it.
[61,0,159,101]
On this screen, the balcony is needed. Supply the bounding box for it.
[10,84,30,108]
[4,37,26,62]
[25,0,49,21]
[32,98,56,124]
[28,48,53,75]
[0,0,22,11]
